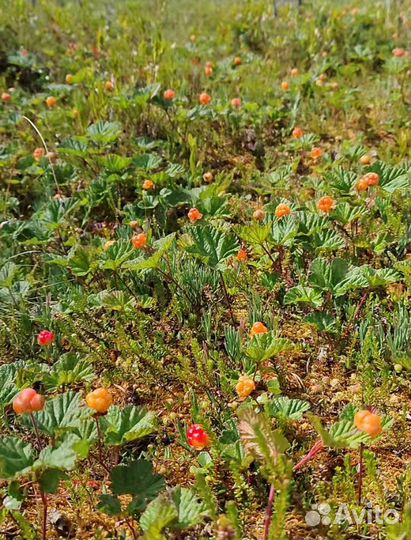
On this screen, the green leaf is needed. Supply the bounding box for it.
[124,234,175,271]
[87,121,122,145]
[0,437,34,480]
[199,196,230,218]
[91,289,135,312]
[305,312,337,333]
[307,413,346,448]
[362,267,401,288]
[30,392,92,438]
[98,494,122,516]
[333,266,369,297]
[297,213,328,235]
[132,153,162,170]
[99,154,132,172]
[308,413,393,449]
[267,379,282,395]
[110,460,165,513]
[0,362,20,406]
[186,225,239,270]
[38,469,67,494]
[331,202,366,225]
[58,137,88,157]
[33,435,78,471]
[267,397,310,420]
[170,487,206,528]
[312,230,345,252]
[0,262,19,288]
[245,333,296,363]
[102,406,157,446]
[100,240,133,271]
[283,285,323,308]
[238,224,271,245]
[237,409,289,467]
[44,353,95,390]
[329,167,357,193]
[270,217,297,247]
[308,258,352,294]
[160,188,191,207]
[165,163,185,178]
[73,418,97,444]
[140,493,178,539]
[138,195,158,210]
[68,247,96,276]
[369,162,410,193]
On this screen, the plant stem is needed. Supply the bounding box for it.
[261,243,277,267]
[124,517,138,540]
[219,272,235,325]
[95,415,104,464]
[21,115,59,191]
[113,445,120,466]
[358,442,364,504]
[115,270,139,303]
[157,267,193,305]
[342,290,369,339]
[30,413,42,450]
[293,440,325,471]
[89,452,111,474]
[39,488,48,540]
[263,483,276,540]
[46,344,52,364]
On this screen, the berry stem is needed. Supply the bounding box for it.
[114,270,139,303]
[124,517,138,540]
[358,442,364,504]
[30,413,42,450]
[94,415,104,464]
[39,488,48,540]
[219,272,235,325]
[261,243,277,267]
[263,483,276,540]
[46,344,52,364]
[293,440,325,471]
[113,445,120,466]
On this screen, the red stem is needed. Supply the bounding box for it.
[293,440,325,471]
[39,488,48,539]
[124,517,138,540]
[263,484,276,540]
[31,413,47,539]
[113,445,120,466]
[263,440,325,538]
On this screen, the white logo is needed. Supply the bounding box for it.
[305,503,331,526]
[305,502,400,527]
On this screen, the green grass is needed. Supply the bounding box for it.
[0,0,411,539]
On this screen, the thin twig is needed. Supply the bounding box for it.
[219,272,236,325]
[293,440,325,471]
[124,517,138,540]
[39,489,48,540]
[30,413,43,451]
[358,442,364,504]
[94,416,105,467]
[21,115,59,191]
[263,484,276,540]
